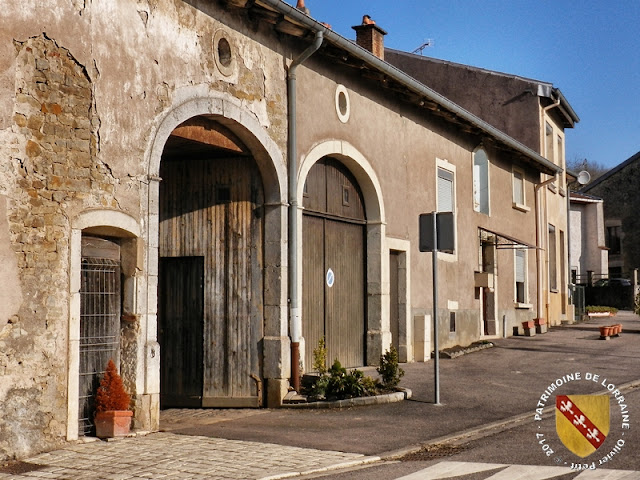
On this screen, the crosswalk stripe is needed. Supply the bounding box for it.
[574,469,640,479]
[395,461,507,479]
[395,461,640,480]
[482,464,572,479]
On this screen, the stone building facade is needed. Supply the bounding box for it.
[1,0,573,460]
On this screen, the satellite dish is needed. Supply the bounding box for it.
[577,170,591,185]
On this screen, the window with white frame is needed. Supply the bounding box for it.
[545,122,557,191]
[515,248,527,304]
[512,169,526,208]
[437,167,454,213]
[545,122,554,163]
[473,148,489,214]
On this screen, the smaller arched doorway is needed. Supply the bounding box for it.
[303,157,367,369]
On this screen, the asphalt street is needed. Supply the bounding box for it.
[2,311,638,479]
[165,312,640,461]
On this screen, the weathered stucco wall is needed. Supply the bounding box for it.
[0,0,289,461]
[385,50,542,153]
[1,0,560,460]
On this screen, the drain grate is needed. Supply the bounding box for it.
[400,443,468,461]
[0,461,48,474]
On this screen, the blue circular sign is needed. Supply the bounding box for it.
[326,268,335,288]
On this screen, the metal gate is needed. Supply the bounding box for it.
[303,158,366,369]
[572,284,586,321]
[78,237,121,436]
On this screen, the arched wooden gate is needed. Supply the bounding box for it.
[158,117,264,408]
[303,157,367,369]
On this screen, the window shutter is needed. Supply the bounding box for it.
[473,149,489,214]
[473,163,480,211]
[515,249,526,283]
[513,171,524,204]
[438,168,454,213]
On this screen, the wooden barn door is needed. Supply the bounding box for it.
[159,151,264,407]
[303,158,366,370]
[158,257,204,408]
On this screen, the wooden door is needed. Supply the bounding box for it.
[303,158,366,370]
[159,152,264,407]
[389,251,400,352]
[302,215,325,371]
[158,256,204,408]
[325,219,365,368]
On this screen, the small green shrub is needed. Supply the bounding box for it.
[312,337,328,375]
[308,359,377,400]
[377,345,405,389]
[635,293,640,315]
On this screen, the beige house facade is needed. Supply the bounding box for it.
[386,51,580,327]
[1,0,571,460]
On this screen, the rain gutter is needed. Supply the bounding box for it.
[259,0,562,176]
[288,29,324,393]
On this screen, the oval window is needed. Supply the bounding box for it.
[335,85,350,123]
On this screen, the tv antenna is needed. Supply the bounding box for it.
[412,39,434,55]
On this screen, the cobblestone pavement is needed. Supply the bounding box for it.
[0,432,378,480]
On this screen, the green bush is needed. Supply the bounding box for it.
[309,359,377,400]
[377,345,405,389]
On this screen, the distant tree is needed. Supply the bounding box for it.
[567,157,610,190]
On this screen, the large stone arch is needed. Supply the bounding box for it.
[144,88,289,407]
[299,140,390,366]
[67,209,142,440]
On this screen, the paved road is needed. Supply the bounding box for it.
[1,313,638,479]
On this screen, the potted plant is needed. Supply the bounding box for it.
[94,359,132,438]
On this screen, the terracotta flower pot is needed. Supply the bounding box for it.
[522,320,535,329]
[599,326,610,337]
[95,410,133,438]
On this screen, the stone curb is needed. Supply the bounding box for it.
[258,456,381,480]
[438,342,494,359]
[282,388,411,409]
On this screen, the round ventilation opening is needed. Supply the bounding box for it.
[213,30,236,77]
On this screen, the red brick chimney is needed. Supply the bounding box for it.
[352,15,387,60]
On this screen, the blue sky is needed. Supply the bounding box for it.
[292,1,640,170]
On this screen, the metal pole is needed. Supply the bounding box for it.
[432,212,440,405]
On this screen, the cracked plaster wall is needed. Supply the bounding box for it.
[1,0,288,461]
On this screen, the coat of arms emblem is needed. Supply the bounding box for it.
[556,395,609,458]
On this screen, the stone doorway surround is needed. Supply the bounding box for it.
[146,89,289,408]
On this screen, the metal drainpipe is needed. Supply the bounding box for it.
[288,30,323,393]
[535,95,562,324]
[535,175,558,322]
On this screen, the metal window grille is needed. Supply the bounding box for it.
[78,257,121,436]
